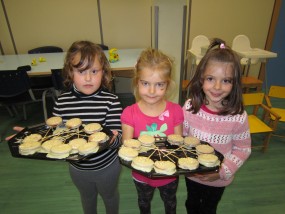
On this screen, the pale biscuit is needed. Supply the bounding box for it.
[178,157,199,170]
[19,141,41,155]
[65,118,82,129]
[47,144,72,159]
[138,135,155,147]
[88,131,107,143]
[68,138,87,154]
[197,154,219,167]
[183,136,200,148]
[196,144,214,154]
[123,139,141,150]
[167,134,184,145]
[78,142,99,155]
[84,123,102,134]
[41,139,63,153]
[131,156,154,172]
[118,146,139,161]
[154,160,176,175]
[22,134,42,143]
[46,116,62,127]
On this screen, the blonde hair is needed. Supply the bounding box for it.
[63,40,112,91]
[133,48,175,100]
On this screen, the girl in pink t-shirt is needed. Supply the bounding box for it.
[183,38,251,214]
[121,48,183,214]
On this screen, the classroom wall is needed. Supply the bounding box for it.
[0,0,279,94]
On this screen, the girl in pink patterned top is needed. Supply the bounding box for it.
[183,38,251,214]
[121,48,183,214]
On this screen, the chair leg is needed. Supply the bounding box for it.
[262,132,272,153]
[5,106,14,117]
[23,104,27,120]
[42,89,49,121]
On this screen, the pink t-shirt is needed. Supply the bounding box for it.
[121,101,184,187]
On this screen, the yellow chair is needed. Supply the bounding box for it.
[243,93,280,152]
[265,85,285,137]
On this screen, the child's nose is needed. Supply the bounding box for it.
[85,71,91,81]
[149,85,155,94]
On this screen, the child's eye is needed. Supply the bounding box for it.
[223,79,232,84]
[156,82,166,88]
[206,77,213,81]
[140,80,149,86]
[91,70,99,74]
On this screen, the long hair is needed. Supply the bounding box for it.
[188,38,244,115]
[63,41,112,91]
[133,48,175,100]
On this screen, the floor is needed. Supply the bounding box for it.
[0,101,285,214]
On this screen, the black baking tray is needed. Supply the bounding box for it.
[8,123,113,162]
[119,137,224,178]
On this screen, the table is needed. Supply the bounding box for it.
[234,48,277,92]
[0,48,143,77]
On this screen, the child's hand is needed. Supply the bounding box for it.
[191,172,220,182]
[5,126,24,141]
[109,130,119,145]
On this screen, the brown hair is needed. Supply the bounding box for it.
[133,48,175,100]
[62,40,112,91]
[188,38,244,115]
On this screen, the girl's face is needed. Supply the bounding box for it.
[138,68,168,105]
[72,54,103,95]
[202,61,233,111]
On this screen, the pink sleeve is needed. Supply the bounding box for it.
[121,106,134,127]
[173,103,184,126]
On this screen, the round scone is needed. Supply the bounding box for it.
[41,139,63,153]
[198,154,220,167]
[118,146,139,161]
[68,138,87,154]
[46,116,62,127]
[84,123,102,134]
[89,131,108,143]
[196,144,214,155]
[167,134,184,145]
[47,144,72,159]
[19,141,41,155]
[138,135,155,147]
[183,136,200,148]
[65,118,82,129]
[22,134,42,143]
[78,142,99,155]
[154,160,176,175]
[131,156,154,173]
[178,157,199,170]
[123,139,141,150]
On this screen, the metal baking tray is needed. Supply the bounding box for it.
[8,123,113,162]
[119,137,224,178]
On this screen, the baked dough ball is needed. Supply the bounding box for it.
[183,136,200,148]
[22,134,42,143]
[118,146,139,161]
[46,116,62,127]
[197,154,220,167]
[68,138,87,154]
[154,160,176,175]
[131,156,154,173]
[19,141,41,155]
[41,139,63,153]
[138,135,155,147]
[78,142,99,155]
[167,134,184,145]
[47,144,72,159]
[65,118,82,129]
[123,139,141,150]
[196,144,214,154]
[84,123,102,134]
[178,157,199,170]
[88,132,108,143]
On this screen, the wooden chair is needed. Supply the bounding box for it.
[243,93,280,152]
[232,35,262,92]
[264,85,285,138]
